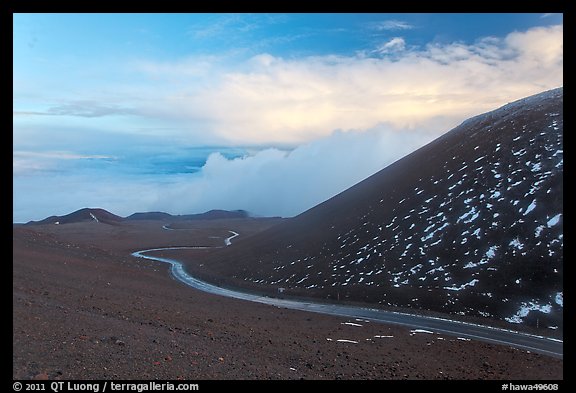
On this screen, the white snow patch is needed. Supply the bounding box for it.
[486,245,497,259]
[457,207,479,224]
[336,339,358,344]
[410,264,423,275]
[296,276,309,284]
[555,292,563,307]
[523,200,537,216]
[444,279,479,291]
[534,225,546,237]
[410,329,434,335]
[547,214,561,227]
[341,322,363,327]
[374,335,394,338]
[421,222,449,242]
[509,238,524,250]
[505,301,553,324]
[555,159,563,169]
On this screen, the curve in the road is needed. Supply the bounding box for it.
[131,230,563,359]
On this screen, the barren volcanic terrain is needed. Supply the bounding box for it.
[13,217,562,380]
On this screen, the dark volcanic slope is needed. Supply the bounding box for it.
[27,208,124,226]
[202,88,563,331]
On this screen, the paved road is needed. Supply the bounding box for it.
[132,231,563,359]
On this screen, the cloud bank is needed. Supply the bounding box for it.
[13,125,433,222]
[153,125,434,217]
[17,24,561,147]
[136,24,562,145]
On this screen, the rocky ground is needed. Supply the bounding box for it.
[13,220,563,380]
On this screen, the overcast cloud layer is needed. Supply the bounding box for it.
[13,16,563,222]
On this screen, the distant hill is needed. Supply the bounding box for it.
[125,209,249,221]
[26,208,124,226]
[124,212,175,221]
[201,88,563,330]
[27,208,251,225]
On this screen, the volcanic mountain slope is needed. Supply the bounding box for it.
[27,208,124,226]
[201,88,563,330]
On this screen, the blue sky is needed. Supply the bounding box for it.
[13,13,563,222]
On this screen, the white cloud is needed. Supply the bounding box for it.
[133,56,221,79]
[13,150,113,175]
[13,125,435,222]
[154,126,434,217]
[375,37,406,54]
[14,101,137,118]
[129,24,562,146]
[370,20,415,31]
[187,14,268,39]
[16,24,562,148]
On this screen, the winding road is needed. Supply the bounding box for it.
[132,230,563,359]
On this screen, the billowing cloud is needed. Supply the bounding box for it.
[13,125,434,222]
[134,24,562,145]
[375,37,406,54]
[152,125,434,217]
[15,24,562,147]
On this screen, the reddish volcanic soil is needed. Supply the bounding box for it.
[13,220,562,380]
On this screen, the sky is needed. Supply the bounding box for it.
[13,13,563,222]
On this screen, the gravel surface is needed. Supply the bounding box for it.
[13,221,563,380]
